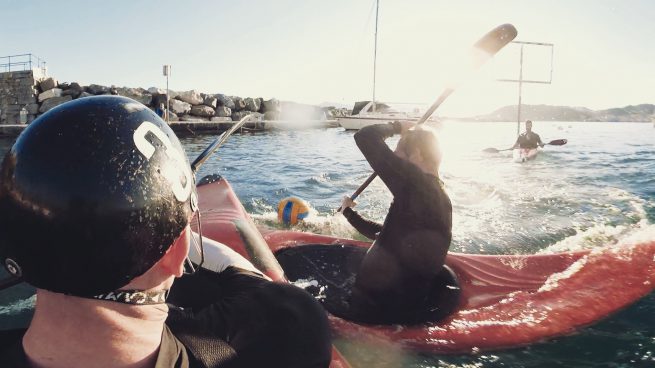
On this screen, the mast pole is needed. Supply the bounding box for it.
[372,0,379,112]
[516,44,524,135]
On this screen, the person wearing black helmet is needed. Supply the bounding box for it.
[0,96,331,368]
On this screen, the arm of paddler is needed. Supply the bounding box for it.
[353,122,415,196]
[188,232,271,281]
[342,207,382,240]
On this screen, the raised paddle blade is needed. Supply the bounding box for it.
[547,139,568,146]
[474,24,518,57]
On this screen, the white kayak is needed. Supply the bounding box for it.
[513,148,539,163]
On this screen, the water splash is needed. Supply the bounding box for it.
[252,207,367,240]
[0,294,35,315]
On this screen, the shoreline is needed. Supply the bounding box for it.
[0,119,340,137]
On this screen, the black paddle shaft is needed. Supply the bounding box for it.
[190,114,252,173]
[344,24,518,204]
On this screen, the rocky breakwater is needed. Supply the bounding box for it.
[0,74,284,125]
[1,70,340,135]
[134,88,281,123]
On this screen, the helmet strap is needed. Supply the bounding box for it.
[89,289,169,305]
[184,207,205,275]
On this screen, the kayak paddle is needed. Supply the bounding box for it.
[483,139,567,153]
[546,138,567,146]
[190,114,253,172]
[342,24,518,206]
[482,147,513,153]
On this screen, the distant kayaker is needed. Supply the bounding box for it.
[0,96,331,368]
[512,120,545,149]
[340,121,453,324]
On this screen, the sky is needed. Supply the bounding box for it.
[1,0,654,117]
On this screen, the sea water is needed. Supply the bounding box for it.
[0,121,653,367]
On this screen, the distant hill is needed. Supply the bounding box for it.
[469,104,655,122]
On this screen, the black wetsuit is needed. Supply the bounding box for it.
[514,131,543,149]
[0,267,332,368]
[0,324,193,368]
[343,123,452,324]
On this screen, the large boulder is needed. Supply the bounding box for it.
[167,111,179,122]
[78,92,94,99]
[62,82,83,98]
[177,90,203,105]
[232,97,246,112]
[215,94,235,110]
[38,88,63,102]
[190,105,215,118]
[115,87,141,96]
[87,84,110,95]
[167,90,180,100]
[39,77,58,92]
[244,97,260,112]
[203,96,218,109]
[215,106,232,117]
[169,99,192,115]
[148,87,167,95]
[114,87,152,106]
[39,96,73,113]
[262,98,280,113]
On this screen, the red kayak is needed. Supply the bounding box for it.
[197,175,655,354]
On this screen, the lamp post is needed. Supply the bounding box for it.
[162,65,171,123]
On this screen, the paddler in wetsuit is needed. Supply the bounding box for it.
[340,121,453,324]
[512,120,544,149]
[0,96,331,368]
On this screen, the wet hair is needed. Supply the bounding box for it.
[399,126,442,171]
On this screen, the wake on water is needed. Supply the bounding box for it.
[252,185,655,257]
[538,188,655,254]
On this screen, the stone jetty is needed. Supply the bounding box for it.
[0,70,341,136]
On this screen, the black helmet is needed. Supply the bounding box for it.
[0,96,197,297]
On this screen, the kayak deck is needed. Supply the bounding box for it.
[513,148,539,162]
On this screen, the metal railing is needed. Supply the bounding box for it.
[0,54,47,73]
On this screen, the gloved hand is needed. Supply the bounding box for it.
[339,195,357,214]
